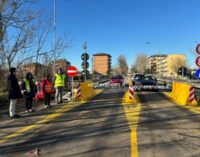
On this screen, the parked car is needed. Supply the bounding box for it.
[111,75,124,86]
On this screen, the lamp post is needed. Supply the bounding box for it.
[53,0,56,75]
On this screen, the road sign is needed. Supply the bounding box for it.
[196,44,200,54]
[195,69,200,80]
[196,56,200,67]
[81,53,89,61]
[67,66,78,77]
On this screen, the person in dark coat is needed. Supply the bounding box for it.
[21,73,37,113]
[7,67,23,118]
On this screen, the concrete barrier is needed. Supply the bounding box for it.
[73,82,96,101]
[165,82,197,106]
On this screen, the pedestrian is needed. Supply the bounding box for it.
[21,73,37,113]
[42,74,53,108]
[7,67,23,118]
[54,68,66,104]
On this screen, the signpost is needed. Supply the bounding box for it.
[67,66,78,99]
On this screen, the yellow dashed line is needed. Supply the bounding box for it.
[122,92,141,157]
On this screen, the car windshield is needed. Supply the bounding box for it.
[144,76,156,81]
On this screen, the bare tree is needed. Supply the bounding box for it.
[32,13,52,78]
[49,34,72,61]
[170,57,187,75]
[116,55,128,75]
[133,53,147,73]
[130,64,137,74]
[0,0,37,69]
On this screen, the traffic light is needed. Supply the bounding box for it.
[178,67,188,76]
[81,53,89,80]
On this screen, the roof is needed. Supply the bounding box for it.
[23,63,44,67]
[55,58,70,64]
[93,53,111,57]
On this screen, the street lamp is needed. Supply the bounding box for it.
[53,0,56,75]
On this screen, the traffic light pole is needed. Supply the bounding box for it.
[84,53,86,82]
[83,42,87,82]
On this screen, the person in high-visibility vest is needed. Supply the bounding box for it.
[21,73,37,113]
[54,68,66,104]
[42,74,53,108]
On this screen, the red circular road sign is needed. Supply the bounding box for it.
[196,44,200,54]
[196,56,200,67]
[67,66,78,77]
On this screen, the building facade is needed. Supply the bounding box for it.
[93,53,112,77]
[147,54,186,77]
[55,59,71,72]
[23,63,46,77]
[147,55,167,74]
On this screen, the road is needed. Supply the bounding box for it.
[1,89,200,157]
[0,88,131,157]
[137,92,200,157]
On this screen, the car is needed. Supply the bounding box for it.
[132,73,145,85]
[111,75,124,86]
[135,75,158,91]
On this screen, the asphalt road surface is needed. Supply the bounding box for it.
[0,88,131,157]
[137,91,200,157]
[1,89,200,157]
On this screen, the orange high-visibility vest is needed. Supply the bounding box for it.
[45,80,53,94]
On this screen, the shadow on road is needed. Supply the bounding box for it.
[0,88,131,157]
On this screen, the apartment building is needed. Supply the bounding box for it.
[93,53,112,77]
[147,55,167,74]
[147,54,186,77]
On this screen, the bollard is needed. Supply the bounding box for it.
[77,83,81,100]
[189,86,195,103]
[129,85,134,99]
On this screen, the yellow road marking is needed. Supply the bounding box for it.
[0,89,103,144]
[122,92,141,157]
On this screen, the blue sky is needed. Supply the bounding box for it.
[35,0,200,70]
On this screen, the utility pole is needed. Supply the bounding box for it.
[53,0,56,75]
